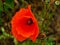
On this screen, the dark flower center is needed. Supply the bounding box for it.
[27,18,33,25]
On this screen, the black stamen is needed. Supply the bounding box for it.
[27,18,33,25]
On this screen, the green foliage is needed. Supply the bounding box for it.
[45,0,50,5]
[5,0,14,8]
[0,18,3,26]
[3,0,14,20]
[0,0,3,18]
[0,0,3,11]
[0,0,58,45]
[4,0,14,12]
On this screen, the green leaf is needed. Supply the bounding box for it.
[3,0,14,20]
[47,38,54,45]
[0,0,3,11]
[45,0,50,5]
[0,0,3,18]
[5,0,14,8]
[4,0,14,13]
[0,18,3,26]
[43,24,48,31]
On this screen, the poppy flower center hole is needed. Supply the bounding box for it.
[27,18,33,25]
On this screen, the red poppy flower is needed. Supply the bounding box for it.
[11,5,39,42]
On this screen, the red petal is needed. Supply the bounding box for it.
[12,27,27,42]
[13,16,36,38]
[28,5,31,10]
[11,16,36,38]
[30,25,39,42]
[11,5,39,42]
[16,26,35,38]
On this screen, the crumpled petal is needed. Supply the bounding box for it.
[30,25,39,42]
[12,27,27,42]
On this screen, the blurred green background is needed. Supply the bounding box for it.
[0,0,60,45]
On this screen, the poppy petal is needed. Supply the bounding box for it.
[14,16,36,38]
[16,26,35,38]
[12,27,27,42]
[30,26,39,42]
[11,5,39,42]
